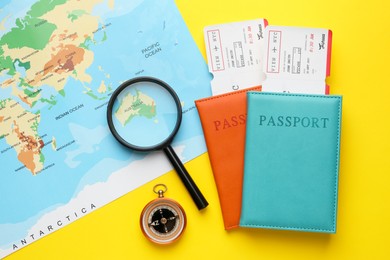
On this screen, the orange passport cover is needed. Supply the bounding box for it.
[195,87,261,229]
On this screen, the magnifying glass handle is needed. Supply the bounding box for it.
[163,145,209,210]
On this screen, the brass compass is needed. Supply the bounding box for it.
[140,184,186,244]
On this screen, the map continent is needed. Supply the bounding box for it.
[115,90,156,127]
[0,0,105,174]
[0,99,43,174]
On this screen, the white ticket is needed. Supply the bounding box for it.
[263,26,332,94]
[204,19,268,95]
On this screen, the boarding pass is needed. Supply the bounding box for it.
[263,26,332,94]
[204,19,268,95]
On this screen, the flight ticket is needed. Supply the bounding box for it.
[263,26,332,94]
[204,19,268,95]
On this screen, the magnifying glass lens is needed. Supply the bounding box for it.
[110,81,179,149]
[107,77,208,210]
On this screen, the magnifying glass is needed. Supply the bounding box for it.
[107,76,208,210]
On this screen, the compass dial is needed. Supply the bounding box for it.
[140,198,186,244]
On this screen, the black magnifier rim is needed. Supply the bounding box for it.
[107,76,182,152]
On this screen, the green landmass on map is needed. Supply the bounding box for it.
[0,0,67,77]
[0,17,56,50]
[15,59,31,70]
[27,0,67,17]
[67,10,88,22]
[115,90,157,127]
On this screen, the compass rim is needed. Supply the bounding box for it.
[140,197,187,245]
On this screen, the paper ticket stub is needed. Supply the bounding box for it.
[204,19,268,95]
[263,26,332,94]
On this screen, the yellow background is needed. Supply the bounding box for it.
[6,0,390,259]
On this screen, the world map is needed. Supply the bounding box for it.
[0,0,211,258]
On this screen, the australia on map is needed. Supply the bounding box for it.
[115,90,156,127]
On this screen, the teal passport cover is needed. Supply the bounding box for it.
[240,92,342,233]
